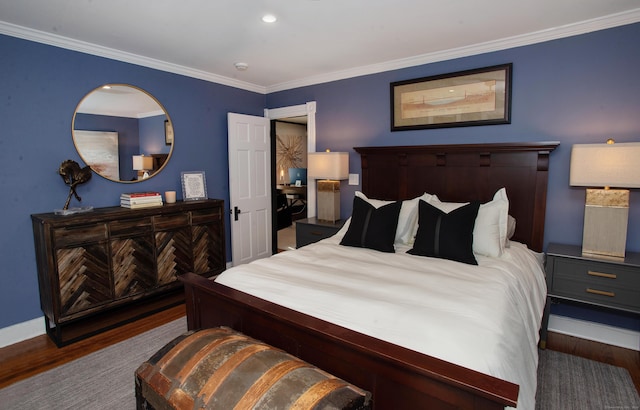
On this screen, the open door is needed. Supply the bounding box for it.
[227,112,271,266]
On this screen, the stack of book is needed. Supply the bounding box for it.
[120,192,163,209]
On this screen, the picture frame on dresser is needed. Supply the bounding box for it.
[391,63,512,131]
[181,171,207,201]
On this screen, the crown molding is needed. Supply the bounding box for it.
[265,8,640,93]
[0,21,267,94]
[1,8,639,95]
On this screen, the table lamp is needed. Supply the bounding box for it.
[570,140,640,258]
[308,150,349,222]
[133,155,154,179]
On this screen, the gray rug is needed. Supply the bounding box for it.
[0,320,638,409]
[536,349,640,410]
[0,317,188,409]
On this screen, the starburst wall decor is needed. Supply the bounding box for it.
[276,134,306,174]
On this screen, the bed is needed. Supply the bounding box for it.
[180,141,559,409]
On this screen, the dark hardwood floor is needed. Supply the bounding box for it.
[0,305,638,396]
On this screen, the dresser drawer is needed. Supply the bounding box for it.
[53,224,107,247]
[551,258,640,290]
[552,276,640,312]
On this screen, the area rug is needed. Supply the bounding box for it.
[0,321,638,409]
[536,349,640,410]
[0,317,187,409]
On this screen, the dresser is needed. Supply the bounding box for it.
[295,217,344,248]
[540,243,640,347]
[31,199,225,346]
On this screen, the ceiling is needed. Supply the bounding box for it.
[1,1,639,94]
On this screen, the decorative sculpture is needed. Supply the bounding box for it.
[58,160,92,210]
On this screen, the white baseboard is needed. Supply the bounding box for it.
[0,316,45,349]
[549,314,640,351]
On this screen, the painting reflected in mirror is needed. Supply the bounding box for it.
[72,84,174,183]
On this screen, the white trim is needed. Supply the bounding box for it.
[0,21,265,94]
[1,9,639,94]
[0,316,45,348]
[265,102,318,218]
[549,314,640,351]
[265,9,640,93]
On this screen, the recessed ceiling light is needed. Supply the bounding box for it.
[262,14,277,23]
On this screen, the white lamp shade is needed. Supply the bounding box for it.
[132,155,154,171]
[570,142,640,188]
[308,152,349,180]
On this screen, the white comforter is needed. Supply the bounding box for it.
[215,231,546,410]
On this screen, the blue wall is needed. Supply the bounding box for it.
[1,22,639,333]
[268,23,640,255]
[268,23,640,331]
[0,33,265,328]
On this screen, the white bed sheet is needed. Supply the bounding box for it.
[215,231,546,410]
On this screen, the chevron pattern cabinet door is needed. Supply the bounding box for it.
[192,224,225,275]
[112,236,156,298]
[56,244,111,316]
[155,227,192,285]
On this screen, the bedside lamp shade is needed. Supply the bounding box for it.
[308,151,349,222]
[570,142,640,188]
[570,142,640,258]
[308,152,349,180]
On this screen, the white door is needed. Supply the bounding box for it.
[228,113,272,266]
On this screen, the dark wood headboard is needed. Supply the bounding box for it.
[354,142,559,252]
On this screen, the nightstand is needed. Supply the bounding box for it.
[540,243,640,348]
[295,217,344,248]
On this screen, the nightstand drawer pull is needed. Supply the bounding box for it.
[586,288,615,297]
[587,270,617,279]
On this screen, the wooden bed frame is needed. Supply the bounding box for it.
[180,141,559,409]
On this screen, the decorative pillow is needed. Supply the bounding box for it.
[409,200,480,265]
[354,191,432,245]
[340,196,402,252]
[428,188,509,258]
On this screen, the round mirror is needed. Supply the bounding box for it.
[72,84,174,183]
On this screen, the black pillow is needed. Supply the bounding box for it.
[408,200,480,265]
[340,196,401,253]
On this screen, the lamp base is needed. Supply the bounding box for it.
[317,180,340,222]
[581,188,629,259]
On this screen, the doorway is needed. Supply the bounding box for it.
[274,118,308,251]
[265,102,317,254]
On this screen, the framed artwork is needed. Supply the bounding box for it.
[181,171,207,201]
[391,63,512,131]
[165,120,174,145]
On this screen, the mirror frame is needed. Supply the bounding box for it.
[72,84,174,183]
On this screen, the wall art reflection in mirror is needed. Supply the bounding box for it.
[72,84,174,183]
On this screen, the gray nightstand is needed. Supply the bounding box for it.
[295,217,344,248]
[540,243,640,348]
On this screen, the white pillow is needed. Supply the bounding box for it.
[427,188,509,258]
[354,191,432,245]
